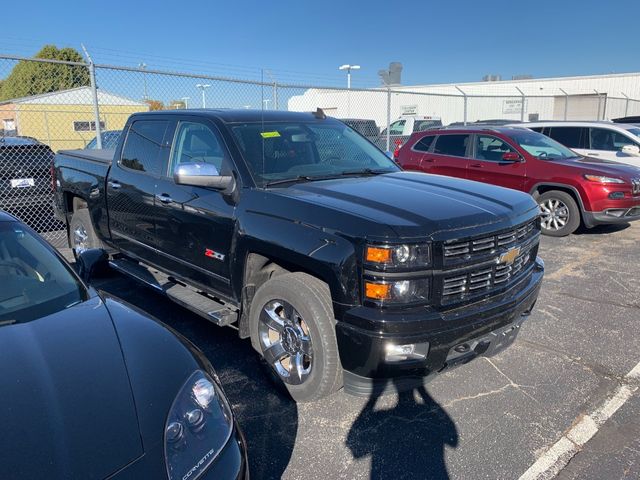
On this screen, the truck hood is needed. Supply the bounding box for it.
[267,171,538,240]
[0,296,143,479]
[556,156,640,178]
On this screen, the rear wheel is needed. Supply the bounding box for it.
[68,208,102,258]
[249,272,342,402]
[538,190,580,237]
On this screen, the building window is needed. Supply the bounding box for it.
[73,120,106,132]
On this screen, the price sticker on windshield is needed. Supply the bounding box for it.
[260,131,281,139]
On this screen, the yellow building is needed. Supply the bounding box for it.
[0,86,148,151]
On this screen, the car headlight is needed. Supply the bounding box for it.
[583,174,625,184]
[364,278,430,305]
[365,243,430,269]
[165,370,233,480]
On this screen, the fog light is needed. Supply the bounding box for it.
[385,342,429,362]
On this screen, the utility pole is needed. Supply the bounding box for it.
[196,84,211,108]
[139,62,148,100]
[265,70,279,110]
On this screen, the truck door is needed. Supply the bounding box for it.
[106,119,169,262]
[153,119,236,298]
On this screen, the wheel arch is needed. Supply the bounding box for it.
[529,182,587,213]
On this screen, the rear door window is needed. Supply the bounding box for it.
[412,135,435,152]
[547,127,587,149]
[432,134,470,157]
[120,120,169,175]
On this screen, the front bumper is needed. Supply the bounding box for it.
[583,206,640,227]
[336,257,544,396]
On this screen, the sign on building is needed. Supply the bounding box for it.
[401,104,418,115]
[502,98,527,114]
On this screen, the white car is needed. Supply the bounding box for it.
[517,121,640,168]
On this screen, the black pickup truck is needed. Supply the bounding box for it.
[53,109,544,402]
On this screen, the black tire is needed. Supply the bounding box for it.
[68,208,102,258]
[249,272,342,402]
[538,190,581,237]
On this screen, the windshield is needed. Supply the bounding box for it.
[511,129,579,160]
[0,222,85,324]
[231,121,400,186]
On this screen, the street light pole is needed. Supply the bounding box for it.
[338,64,361,89]
[139,62,148,100]
[263,99,271,110]
[181,97,190,109]
[196,84,211,108]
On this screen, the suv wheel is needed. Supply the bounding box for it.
[538,190,580,237]
[249,272,342,402]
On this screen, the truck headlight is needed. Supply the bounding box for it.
[365,243,430,269]
[164,370,233,480]
[364,278,429,305]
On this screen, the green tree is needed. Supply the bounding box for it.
[0,45,90,101]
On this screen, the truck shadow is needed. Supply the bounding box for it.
[91,271,297,480]
[346,377,458,480]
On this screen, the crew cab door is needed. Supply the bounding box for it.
[467,134,526,191]
[153,119,236,298]
[427,133,471,179]
[107,119,170,262]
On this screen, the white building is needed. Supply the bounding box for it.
[287,72,640,127]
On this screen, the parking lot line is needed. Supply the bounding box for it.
[518,360,640,480]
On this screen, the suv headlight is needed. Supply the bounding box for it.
[165,370,233,480]
[583,174,625,184]
[365,243,430,269]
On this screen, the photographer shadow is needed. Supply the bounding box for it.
[346,377,458,480]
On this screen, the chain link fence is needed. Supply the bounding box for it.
[2,53,640,247]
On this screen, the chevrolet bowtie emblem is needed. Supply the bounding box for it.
[499,246,521,265]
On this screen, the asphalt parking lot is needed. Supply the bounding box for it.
[72,222,640,480]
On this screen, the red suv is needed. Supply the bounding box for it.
[397,127,640,236]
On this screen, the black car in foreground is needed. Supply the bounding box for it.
[54,109,544,402]
[0,211,247,480]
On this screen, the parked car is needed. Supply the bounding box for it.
[339,118,380,143]
[0,136,55,230]
[54,109,543,402]
[0,211,247,479]
[612,115,640,126]
[377,115,443,155]
[397,126,640,237]
[86,129,122,149]
[448,119,523,127]
[519,121,640,168]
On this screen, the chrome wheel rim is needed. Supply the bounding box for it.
[258,300,313,385]
[540,198,570,231]
[73,224,89,253]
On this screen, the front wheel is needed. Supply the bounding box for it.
[249,272,342,402]
[538,190,581,237]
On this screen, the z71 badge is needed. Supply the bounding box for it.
[204,249,225,261]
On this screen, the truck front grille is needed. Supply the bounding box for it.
[443,220,536,263]
[442,249,534,300]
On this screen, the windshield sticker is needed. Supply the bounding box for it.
[260,131,281,139]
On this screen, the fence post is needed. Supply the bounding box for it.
[455,86,467,125]
[622,92,630,117]
[515,87,525,122]
[386,86,391,153]
[81,44,103,149]
[559,88,569,120]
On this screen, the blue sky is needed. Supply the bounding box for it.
[1,0,639,87]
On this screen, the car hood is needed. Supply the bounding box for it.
[263,171,539,240]
[556,156,640,178]
[0,295,143,479]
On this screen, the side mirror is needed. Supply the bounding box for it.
[621,144,640,157]
[502,152,522,162]
[77,248,108,283]
[174,162,235,190]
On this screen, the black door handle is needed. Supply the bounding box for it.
[423,157,434,163]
